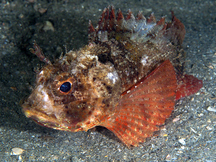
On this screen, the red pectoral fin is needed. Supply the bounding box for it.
[101,60,177,147]
[176,74,203,100]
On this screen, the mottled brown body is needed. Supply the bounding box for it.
[22,7,202,147]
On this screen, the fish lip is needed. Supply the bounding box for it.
[22,103,58,128]
[22,104,80,132]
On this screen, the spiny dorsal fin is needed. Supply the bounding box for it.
[88,7,185,45]
[165,11,186,45]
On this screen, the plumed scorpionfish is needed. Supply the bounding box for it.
[22,7,203,147]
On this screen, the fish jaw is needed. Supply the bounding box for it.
[22,84,82,132]
[22,84,111,132]
[22,87,104,132]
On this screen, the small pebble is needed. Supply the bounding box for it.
[190,127,197,134]
[43,21,55,32]
[165,154,171,161]
[173,115,180,122]
[206,126,213,130]
[198,113,204,117]
[208,65,214,69]
[207,106,216,112]
[178,138,186,145]
[11,147,25,155]
[177,150,183,154]
[38,8,47,14]
[207,119,211,123]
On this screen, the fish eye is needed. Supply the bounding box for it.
[60,82,71,93]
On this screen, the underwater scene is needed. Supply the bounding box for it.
[0,0,215,161]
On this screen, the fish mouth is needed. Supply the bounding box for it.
[22,104,82,132]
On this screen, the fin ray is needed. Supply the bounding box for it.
[176,74,203,100]
[101,60,177,147]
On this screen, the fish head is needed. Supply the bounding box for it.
[22,45,122,132]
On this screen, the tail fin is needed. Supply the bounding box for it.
[176,74,203,100]
[101,60,177,147]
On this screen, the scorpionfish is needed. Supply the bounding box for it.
[22,7,203,147]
